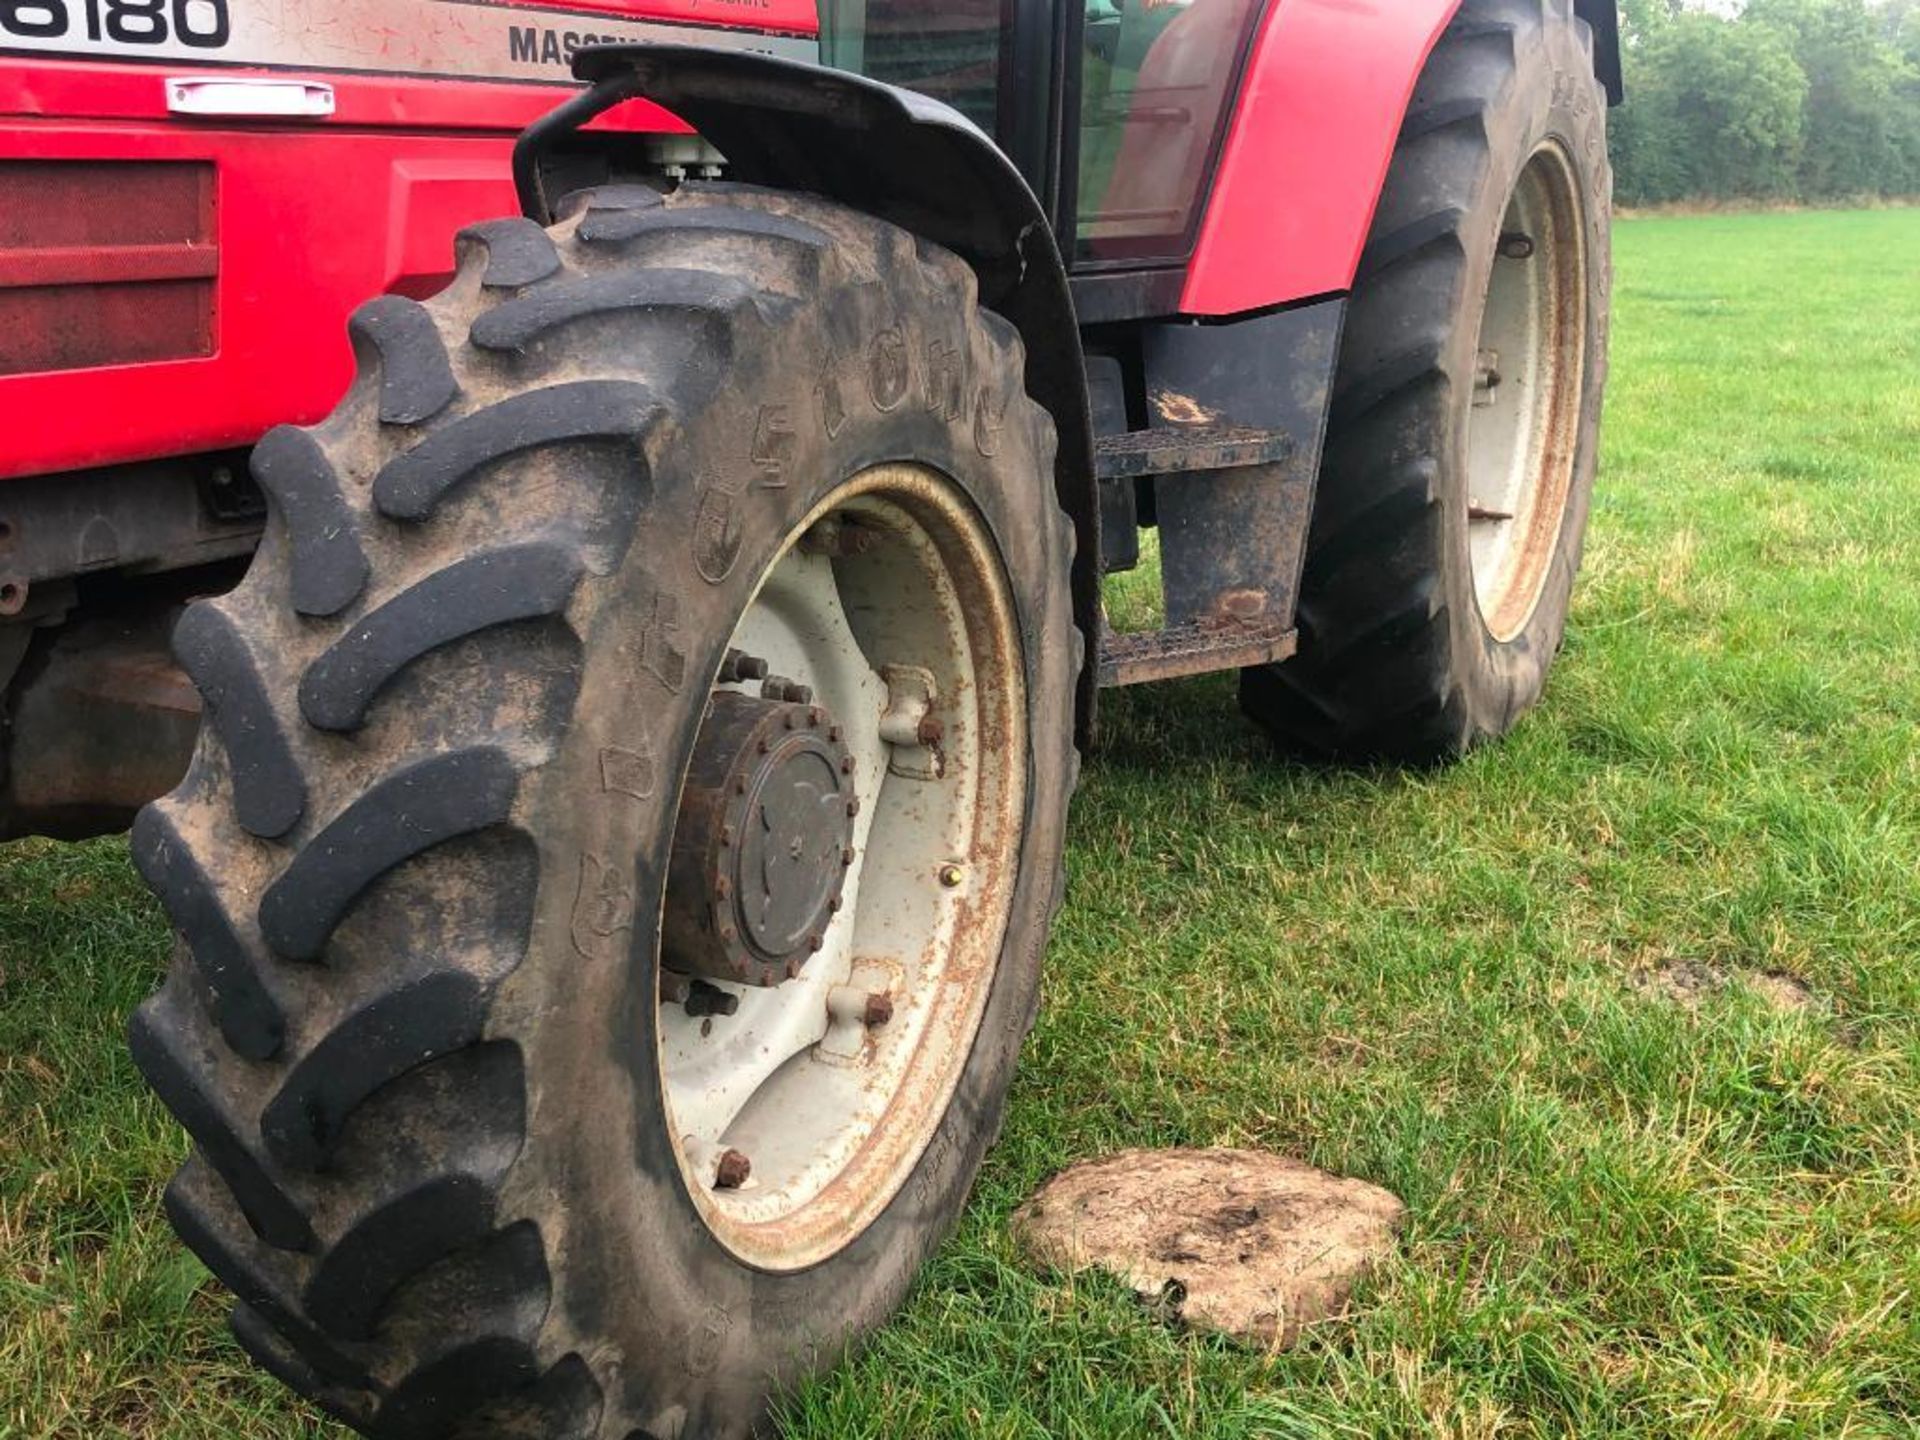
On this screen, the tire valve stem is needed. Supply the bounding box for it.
[1473,349,1503,408]
[1499,231,1536,260]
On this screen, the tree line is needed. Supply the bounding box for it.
[1609,0,1920,204]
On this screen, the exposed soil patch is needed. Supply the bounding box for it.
[1632,957,1729,1007]
[1745,971,1820,1014]
[1013,1148,1405,1350]
[1631,960,1821,1016]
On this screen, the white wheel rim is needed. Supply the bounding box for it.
[1467,141,1588,642]
[655,463,1026,1272]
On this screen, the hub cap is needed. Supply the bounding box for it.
[663,692,856,988]
[1467,141,1588,642]
[654,464,1025,1271]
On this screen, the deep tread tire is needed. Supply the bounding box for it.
[132,184,1078,1439]
[1242,0,1612,760]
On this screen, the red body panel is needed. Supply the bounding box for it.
[0,0,815,481]
[0,0,1469,478]
[1179,0,1462,316]
[1,111,517,478]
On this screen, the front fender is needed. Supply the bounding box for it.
[516,45,1101,737]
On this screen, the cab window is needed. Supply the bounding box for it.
[816,0,1007,135]
[1077,0,1257,260]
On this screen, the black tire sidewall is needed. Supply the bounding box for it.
[493,225,1074,1437]
[1442,7,1612,736]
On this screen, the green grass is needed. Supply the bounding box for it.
[5,207,1919,1439]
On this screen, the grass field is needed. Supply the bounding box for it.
[5,207,1919,1439]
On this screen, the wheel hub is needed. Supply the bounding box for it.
[663,690,856,988]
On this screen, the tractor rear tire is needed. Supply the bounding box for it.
[1241,0,1611,761]
[131,184,1077,1439]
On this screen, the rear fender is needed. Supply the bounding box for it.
[518,44,1100,734]
[1181,0,1619,317]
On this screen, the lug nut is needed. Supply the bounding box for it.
[829,985,895,1029]
[717,648,770,684]
[713,1149,752,1189]
[684,979,739,1018]
[800,516,879,558]
[760,675,814,705]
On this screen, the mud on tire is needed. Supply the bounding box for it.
[132,183,1078,1440]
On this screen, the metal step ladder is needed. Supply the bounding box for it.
[1093,424,1301,689]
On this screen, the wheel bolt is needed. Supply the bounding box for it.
[717,648,770,684]
[800,516,879,558]
[829,985,894,1029]
[713,1149,752,1189]
[683,979,739,1018]
[761,675,814,705]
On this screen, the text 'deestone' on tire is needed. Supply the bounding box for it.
[129,183,1079,1440]
[1243,0,1612,761]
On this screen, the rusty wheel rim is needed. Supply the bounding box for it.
[1466,141,1588,643]
[654,463,1026,1272]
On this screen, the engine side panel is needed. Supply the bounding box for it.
[1178,0,1461,316]
[0,113,517,479]
[0,0,816,481]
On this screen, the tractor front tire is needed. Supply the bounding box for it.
[132,184,1077,1439]
[1242,0,1612,761]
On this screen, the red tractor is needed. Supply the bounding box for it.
[1,2,1619,1434]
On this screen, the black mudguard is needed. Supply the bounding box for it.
[515,45,1101,736]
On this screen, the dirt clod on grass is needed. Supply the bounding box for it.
[1632,960,1821,1015]
[1746,971,1820,1014]
[1013,1148,1405,1350]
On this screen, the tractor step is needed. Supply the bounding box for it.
[1093,425,1293,482]
[1097,617,1297,688]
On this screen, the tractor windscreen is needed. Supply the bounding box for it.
[816,0,1005,135]
[1076,0,1258,261]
